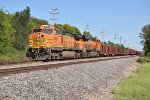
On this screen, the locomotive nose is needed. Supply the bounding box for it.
[29,32,45,48]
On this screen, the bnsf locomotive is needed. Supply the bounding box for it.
[26,25,142,60]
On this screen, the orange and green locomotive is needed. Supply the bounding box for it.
[26,25,102,60]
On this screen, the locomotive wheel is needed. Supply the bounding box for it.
[43,58,49,62]
[51,56,54,60]
[55,55,59,60]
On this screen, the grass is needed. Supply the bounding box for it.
[113,62,150,100]
[0,51,28,64]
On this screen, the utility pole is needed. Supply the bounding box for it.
[114,34,117,39]
[113,34,118,47]
[114,34,123,45]
[127,43,130,48]
[49,5,59,26]
[100,30,105,38]
[119,36,122,44]
[124,40,125,47]
[100,30,105,45]
[85,24,90,32]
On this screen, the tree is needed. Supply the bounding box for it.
[54,24,63,30]
[104,41,125,48]
[12,7,30,50]
[139,24,150,55]
[28,17,48,34]
[54,23,81,34]
[0,9,16,56]
[74,27,81,35]
[120,44,125,48]
[83,31,92,37]
[108,41,115,46]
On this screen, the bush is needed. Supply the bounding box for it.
[0,51,28,64]
[137,57,150,63]
[146,52,150,57]
[137,58,145,63]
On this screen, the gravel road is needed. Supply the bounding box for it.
[0,57,138,100]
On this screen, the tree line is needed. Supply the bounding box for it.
[0,7,48,56]
[140,24,150,55]
[101,41,126,49]
[54,24,93,37]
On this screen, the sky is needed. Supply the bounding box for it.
[0,0,150,51]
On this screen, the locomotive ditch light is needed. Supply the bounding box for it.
[37,33,40,38]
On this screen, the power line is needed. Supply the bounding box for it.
[17,0,31,7]
[22,0,31,6]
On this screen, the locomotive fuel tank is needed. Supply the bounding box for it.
[62,51,75,58]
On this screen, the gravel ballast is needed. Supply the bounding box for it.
[0,57,138,100]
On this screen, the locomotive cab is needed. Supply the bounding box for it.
[28,25,58,48]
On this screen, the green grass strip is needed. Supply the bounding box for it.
[113,63,150,100]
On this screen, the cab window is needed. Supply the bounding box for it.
[33,29,42,33]
[42,29,53,34]
[56,29,59,34]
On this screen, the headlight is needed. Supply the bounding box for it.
[37,33,40,38]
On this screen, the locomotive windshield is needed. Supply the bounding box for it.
[33,29,53,34]
[33,29,42,33]
[42,29,53,34]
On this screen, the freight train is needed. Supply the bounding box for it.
[26,25,142,60]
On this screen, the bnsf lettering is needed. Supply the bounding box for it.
[33,38,45,42]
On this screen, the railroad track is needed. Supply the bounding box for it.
[0,55,137,76]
